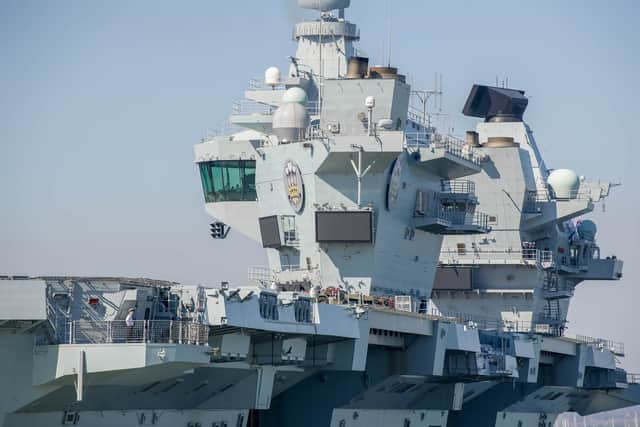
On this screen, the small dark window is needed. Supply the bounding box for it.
[259,293,279,321]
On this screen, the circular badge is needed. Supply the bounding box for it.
[283,160,305,213]
[386,155,403,210]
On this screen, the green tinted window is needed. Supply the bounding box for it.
[198,160,257,202]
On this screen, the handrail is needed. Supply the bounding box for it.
[407,108,436,128]
[405,131,481,166]
[549,187,594,201]
[248,266,274,285]
[293,20,360,39]
[232,99,320,116]
[249,78,284,90]
[441,180,476,195]
[574,334,625,356]
[323,291,533,333]
[447,210,490,229]
[440,249,553,264]
[57,320,209,346]
[627,373,640,384]
[232,100,275,115]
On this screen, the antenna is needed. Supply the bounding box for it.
[381,30,385,67]
[411,73,444,128]
[319,7,324,110]
[386,0,392,66]
[439,74,443,111]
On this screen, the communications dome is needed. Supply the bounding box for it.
[282,87,308,105]
[577,219,597,241]
[298,0,350,12]
[547,169,580,199]
[272,102,309,143]
[265,66,281,86]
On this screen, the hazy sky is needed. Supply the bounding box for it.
[1,0,639,370]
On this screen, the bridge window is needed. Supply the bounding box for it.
[198,160,257,203]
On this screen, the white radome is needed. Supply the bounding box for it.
[547,168,580,199]
[265,66,281,86]
[272,102,310,142]
[365,96,376,108]
[378,118,394,129]
[577,219,597,241]
[282,87,308,105]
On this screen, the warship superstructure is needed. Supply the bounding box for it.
[1,1,639,426]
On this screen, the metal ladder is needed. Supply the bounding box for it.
[540,271,567,336]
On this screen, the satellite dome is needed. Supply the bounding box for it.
[378,118,394,130]
[282,87,308,105]
[365,96,376,108]
[577,219,597,241]
[272,102,310,143]
[297,0,350,12]
[547,169,580,199]
[265,66,281,86]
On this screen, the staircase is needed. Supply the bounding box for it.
[537,271,571,336]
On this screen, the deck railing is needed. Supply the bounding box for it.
[627,373,640,384]
[248,266,274,286]
[60,320,209,346]
[232,99,275,115]
[574,334,625,356]
[232,99,320,116]
[331,292,533,333]
[441,180,476,195]
[405,132,481,166]
[447,210,490,230]
[440,249,553,265]
[434,310,533,333]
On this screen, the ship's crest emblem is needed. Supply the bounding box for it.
[283,160,304,213]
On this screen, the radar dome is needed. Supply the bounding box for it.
[577,219,597,241]
[547,169,580,199]
[282,87,308,105]
[272,102,310,143]
[365,96,375,108]
[265,66,281,86]
[298,0,350,12]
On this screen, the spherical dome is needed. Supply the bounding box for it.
[273,102,309,129]
[547,169,580,199]
[577,219,597,241]
[282,87,308,105]
[365,96,376,108]
[298,0,350,12]
[377,118,394,130]
[272,102,310,142]
[265,66,281,86]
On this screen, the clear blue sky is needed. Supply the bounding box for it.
[1,0,639,370]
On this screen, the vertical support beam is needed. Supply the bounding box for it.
[255,366,277,409]
[75,350,85,402]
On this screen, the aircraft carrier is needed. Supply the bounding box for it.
[1,0,639,426]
